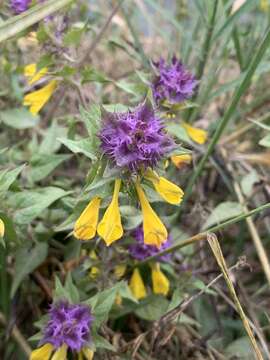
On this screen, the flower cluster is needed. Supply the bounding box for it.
[10,0,31,14]
[152,56,197,106]
[74,101,184,249]
[31,301,94,360]
[99,102,174,171]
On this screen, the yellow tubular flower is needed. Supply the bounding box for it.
[0,218,5,237]
[23,79,57,115]
[171,154,192,168]
[97,179,123,246]
[74,197,101,240]
[145,169,184,205]
[182,122,207,145]
[151,263,170,296]
[260,0,269,12]
[135,181,167,248]
[82,347,94,360]
[24,63,48,85]
[30,343,54,360]
[129,268,146,300]
[51,344,67,360]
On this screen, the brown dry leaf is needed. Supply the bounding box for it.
[233,152,270,166]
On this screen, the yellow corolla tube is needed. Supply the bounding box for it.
[0,218,5,237]
[135,181,167,248]
[171,154,192,168]
[145,169,184,205]
[23,79,57,115]
[74,197,101,241]
[51,344,67,360]
[129,268,146,300]
[30,343,54,360]
[151,263,170,296]
[24,63,48,85]
[82,347,95,360]
[97,179,123,246]
[182,122,207,145]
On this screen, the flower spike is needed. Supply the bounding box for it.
[145,169,184,205]
[97,179,123,245]
[151,263,170,296]
[74,197,101,240]
[129,268,147,300]
[135,181,167,248]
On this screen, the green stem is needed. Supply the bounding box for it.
[0,246,8,317]
[178,26,270,215]
[139,202,270,265]
[232,27,244,71]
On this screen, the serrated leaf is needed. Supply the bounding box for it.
[92,332,115,351]
[202,201,243,230]
[80,105,101,137]
[58,137,97,160]
[65,272,80,304]
[0,108,39,129]
[0,164,25,192]
[9,186,71,224]
[11,242,48,296]
[29,154,70,182]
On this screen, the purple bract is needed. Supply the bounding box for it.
[129,227,171,261]
[41,301,93,351]
[99,102,174,172]
[10,0,31,14]
[152,56,197,105]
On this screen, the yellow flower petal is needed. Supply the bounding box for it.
[151,263,170,296]
[30,343,54,360]
[23,80,57,115]
[97,179,123,246]
[24,63,48,85]
[129,268,146,300]
[182,122,207,144]
[135,182,167,248]
[74,197,101,240]
[0,218,5,237]
[171,154,192,168]
[82,347,95,360]
[114,264,127,278]
[145,169,184,205]
[51,345,67,360]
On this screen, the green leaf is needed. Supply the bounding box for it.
[0,212,18,245]
[54,276,70,301]
[86,283,122,327]
[225,337,254,359]
[80,105,101,137]
[58,137,97,160]
[135,295,169,321]
[9,186,71,224]
[81,67,110,84]
[65,272,80,304]
[166,123,192,144]
[92,332,115,351]
[202,201,243,230]
[0,165,25,192]
[11,242,48,296]
[241,170,259,197]
[0,108,39,129]
[259,133,270,147]
[64,27,84,46]
[39,121,67,155]
[29,154,70,182]
[118,281,138,303]
[0,0,73,43]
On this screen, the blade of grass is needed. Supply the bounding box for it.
[207,233,264,360]
[138,202,270,265]
[185,0,219,121]
[179,26,270,212]
[0,0,73,43]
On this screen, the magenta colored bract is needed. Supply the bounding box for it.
[152,56,197,105]
[10,0,31,13]
[99,102,174,172]
[41,301,93,351]
[129,227,171,261]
